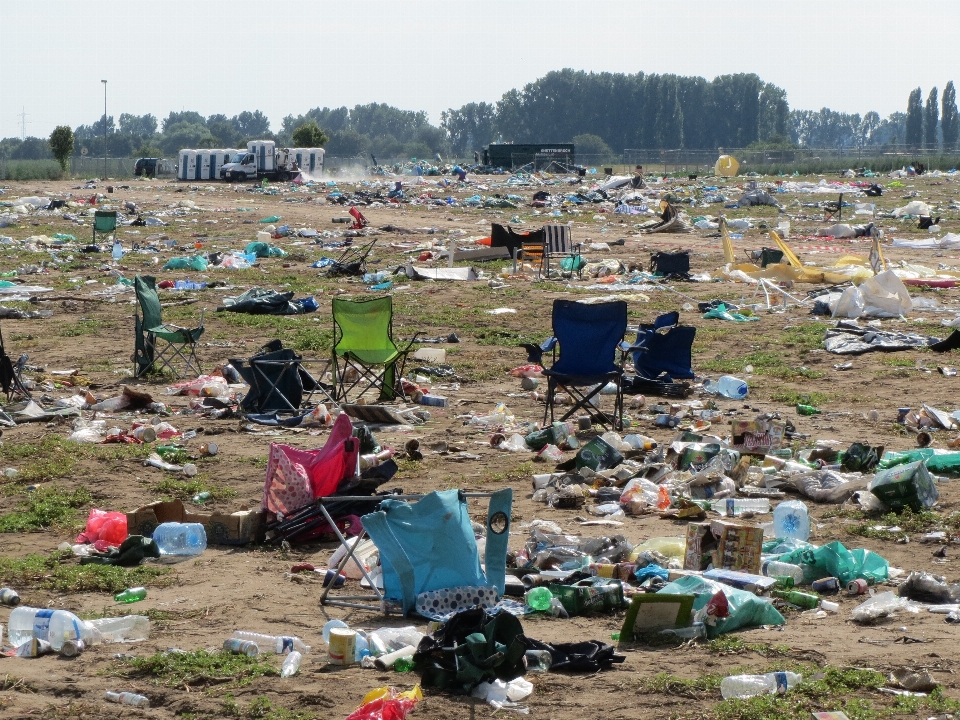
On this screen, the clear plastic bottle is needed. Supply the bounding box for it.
[773,500,811,541]
[760,560,805,586]
[86,615,151,643]
[111,241,123,262]
[0,587,20,606]
[716,375,749,399]
[105,691,149,708]
[720,671,803,699]
[524,649,553,672]
[152,522,207,555]
[281,650,302,677]
[720,498,771,516]
[7,607,85,651]
[232,631,311,654]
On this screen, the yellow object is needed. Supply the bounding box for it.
[358,686,423,706]
[719,216,735,264]
[629,536,686,561]
[714,155,739,177]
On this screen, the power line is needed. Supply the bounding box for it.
[18,107,30,140]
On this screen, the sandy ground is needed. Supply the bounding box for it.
[0,171,959,718]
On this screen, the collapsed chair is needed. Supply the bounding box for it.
[328,239,377,277]
[620,311,695,398]
[0,322,30,401]
[230,340,331,415]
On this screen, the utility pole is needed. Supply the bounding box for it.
[18,108,29,140]
[101,80,108,180]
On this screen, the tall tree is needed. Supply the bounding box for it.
[49,126,74,170]
[292,121,328,147]
[942,81,958,150]
[924,87,939,148]
[906,87,923,148]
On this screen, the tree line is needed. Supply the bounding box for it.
[5,71,960,165]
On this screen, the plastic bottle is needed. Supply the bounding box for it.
[761,561,805,586]
[773,500,811,542]
[111,241,123,262]
[105,691,149,708]
[623,434,657,451]
[394,656,415,673]
[7,607,85,651]
[524,587,554,611]
[657,622,706,640]
[717,375,749,399]
[721,498,771,516]
[720,671,803,699]
[192,491,212,504]
[524,649,553,672]
[281,650,302,677]
[773,590,820,609]
[86,615,150,643]
[114,587,147,604]
[0,587,20,606]
[152,522,207,555]
[223,639,260,656]
[231,631,311,654]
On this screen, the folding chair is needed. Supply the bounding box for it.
[536,299,627,430]
[92,210,117,243]
[650,250,691,278]
[542,224,581,278]
[328,239,377,277]
[0,322,30,401]
[133,275,205,379]
[319,488,513,616]
[620,311,696,381]
[230,340,333,414]
[332,296,420,403]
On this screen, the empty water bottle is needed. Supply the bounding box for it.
[111,241,123,262]
[7,607,86,651]
[524,649,553,672]
[281,650,302,677]
[720,671,802,699]
[717,375,749,399]
[152,522,207,555]
[232,631,311,654]
[721,498,771,516]
[105,691,150,708]
[760,560,805,586]
[773,500,810,541]
[0,587,20,606]
[86,615,150,643]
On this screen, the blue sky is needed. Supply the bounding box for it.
[1,0,956,139]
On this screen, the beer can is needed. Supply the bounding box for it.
[811,577,840,594]
[60,639,85,657]
[846,578,869,595]
[222,639,259,657]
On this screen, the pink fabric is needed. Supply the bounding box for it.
[261,413,359,516]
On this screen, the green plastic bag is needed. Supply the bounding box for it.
[560,255,586,272]
[259,215,281,223]
[245,241,287,258]
[878,449,960,475]
[776,540,888,585]
[702,303,758,323]
[657,575,784,638]
[163,255,208,271]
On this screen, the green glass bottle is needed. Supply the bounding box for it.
[114,587,147,603]
[773,589,818,609]
[796,404,822,416]
[394,657,415,673]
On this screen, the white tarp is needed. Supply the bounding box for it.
[832,270,912,319]
[891,233,960,249]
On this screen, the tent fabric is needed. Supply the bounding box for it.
[261,413,359,515]
[715,155,739,177]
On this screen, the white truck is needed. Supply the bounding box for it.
[220,140,301,182]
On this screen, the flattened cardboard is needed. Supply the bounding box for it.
[126,499,262,546]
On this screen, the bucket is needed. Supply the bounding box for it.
[328,627,356,665]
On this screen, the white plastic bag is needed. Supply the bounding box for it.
[472,678,533,714]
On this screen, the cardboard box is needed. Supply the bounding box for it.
[126,499,263,546]
[869,459,939,511]
[683,519,764,574]
[730,418,786,456]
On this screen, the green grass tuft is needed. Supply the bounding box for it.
[116,649,278,688]
[0,552,171,594]
[0,487,92,532]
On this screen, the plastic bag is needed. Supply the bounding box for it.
[656,574,784,637]
[471,678,533,712]
[77,509,128,547]
[245,241,287,258]
[344,686,421,720]
[702,303,758,323]
[776,540,888,585]
[878,449,960,475]
[163,255,208,271]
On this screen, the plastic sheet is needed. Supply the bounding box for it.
[775,540,888,585]
[656,574,784,637]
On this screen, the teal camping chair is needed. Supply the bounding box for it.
[133,275,205,378]
[92,210,117,243]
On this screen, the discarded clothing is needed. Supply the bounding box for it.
[217,288,317,315]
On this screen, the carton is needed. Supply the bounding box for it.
[868,459,939,511]
[730,418,786,455]
[126,499,262,546]
[683,519,764,574]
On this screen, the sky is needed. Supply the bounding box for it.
[1,0,957,140]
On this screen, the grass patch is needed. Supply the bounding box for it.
[843,507,960,539]
[222,694,317,720]
[0,552,172,594]
[0,487,92,532]
[881,357,917,367]
[708,636,791,657]
[152,476,237,502]
[769,390,833,407]
[80,606,213,630]
[115,649,278,688]
[0,436,154,486]
[700,351,824,380]
[58,319,105,337]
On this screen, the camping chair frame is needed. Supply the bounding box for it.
[0,322,31,402]
[233,344,335,414]
[541,224,581,278]
[93,210,118,243]
[328,239,377,277]
[318,492,507,615]
[332,296,421,403]
[133,276,205,380]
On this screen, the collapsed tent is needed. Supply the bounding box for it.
[714,155,739,177]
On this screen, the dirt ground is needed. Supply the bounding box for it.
[1,171,960,719]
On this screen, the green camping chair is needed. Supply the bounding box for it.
[133,275,205,379]
[332,296,420,403]
[92,210,117,243]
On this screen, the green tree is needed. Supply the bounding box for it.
[292,120,329,147]
[905,87,923,147]
[572,133,614,162]
[942,81,958,150]
[48,126,74,171]
[924,87,939,148]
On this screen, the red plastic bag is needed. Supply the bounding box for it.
[344,687,421,720]
[77,509,128,547]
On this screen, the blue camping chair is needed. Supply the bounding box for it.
[620,310,696,380]
[533,299,628,431]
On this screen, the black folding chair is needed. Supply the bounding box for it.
[231,341,333,414]
[0,322,30,402]
[328,239,377,277]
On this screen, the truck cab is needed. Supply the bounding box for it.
[220,152,257,182]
